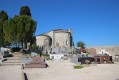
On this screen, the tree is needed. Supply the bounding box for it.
[3,17,19,47]
[77,41,85,48]
[20,6,31,16]
[3,15,37,48]
[0,10,8,47]
[19,6,37,49]
[17,15,36,49]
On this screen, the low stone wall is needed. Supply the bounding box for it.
[94,46,119,60]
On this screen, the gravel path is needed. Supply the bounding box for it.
[24,60,119,80]
[0,65,23,80]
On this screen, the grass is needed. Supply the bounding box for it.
[74,65,83,69]
[42,54,50,60]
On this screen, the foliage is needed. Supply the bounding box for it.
[3,18,18,43]
[19,6,36,48]
[77,41,85,48]
[20,6,31,16]
[0,11,8,21]
[31,45,39,52]
[0,10,8,47]
[74,65,83,69]
[17,15,37,48]
[3,15,37,48]
[42,54,49,57]
[42,54,50,60]
[0,6,36,48]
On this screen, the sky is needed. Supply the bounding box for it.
[0,0,119,47]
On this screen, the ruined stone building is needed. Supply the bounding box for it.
[35,29,73,53]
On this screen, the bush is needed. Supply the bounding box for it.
[46,57,50,60]
[42,54,50,60]
[74,65,83,69]
[42,54,49,57]
[31,45,39,52]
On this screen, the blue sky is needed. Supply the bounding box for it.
[0,0,119,46]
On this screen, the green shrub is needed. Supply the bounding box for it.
[42,54,49,57]
[42,54,50,60]
[46,57,50,60]
[31,45,39,52]
[74,65,83,69]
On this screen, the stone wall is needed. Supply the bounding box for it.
[46,31,54,47]
[92,46,119,59]
[36,35,51,47]
[54,32,70,47]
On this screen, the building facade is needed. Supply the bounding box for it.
[35,29,73,53]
